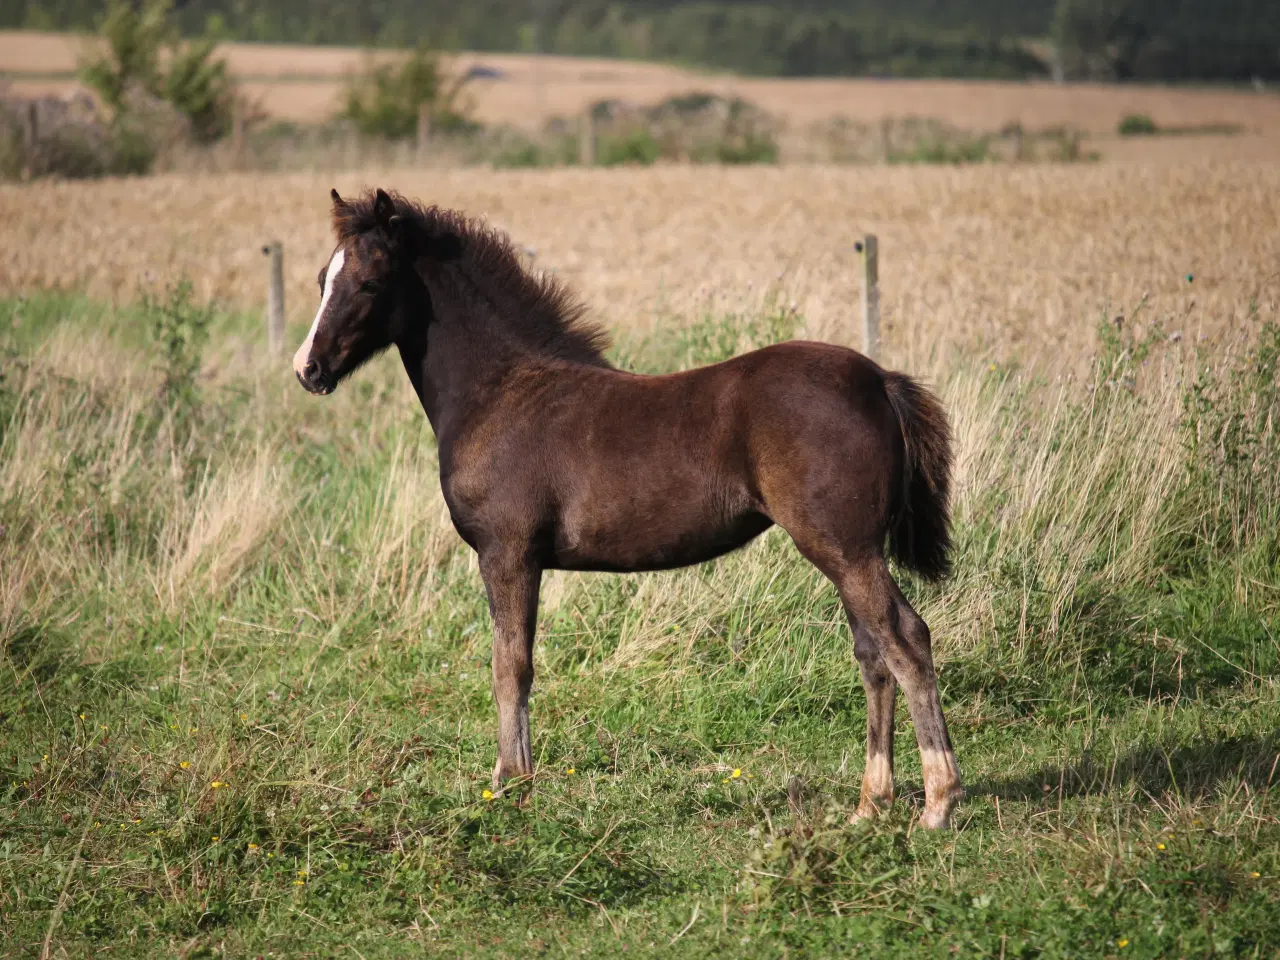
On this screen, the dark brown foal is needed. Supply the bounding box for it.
[292,187,964,828]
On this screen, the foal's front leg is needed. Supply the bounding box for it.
[479,550,542,795]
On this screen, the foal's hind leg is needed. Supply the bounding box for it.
[839,558,963,829]
[478,549,541,797]
[850,621,898,820]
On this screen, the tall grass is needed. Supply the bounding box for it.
[1,293,1277,955]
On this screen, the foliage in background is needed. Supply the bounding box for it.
[9,0,1279,82]
[1118,112,1159,135]
[341,44,475,140]
[1051,0,1280,82]
[0,90,157,179]
[78,0,234,144]
[144,278,212,427]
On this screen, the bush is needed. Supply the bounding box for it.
[0,92,157,180]
[702,130,779,164]
[597,128,661,167]
[78,0,234,147]
[161,34,233,143]
[1118,113,1159,136]
[342,45,473,140]
[889,133,991,165]
[145,278,212,423]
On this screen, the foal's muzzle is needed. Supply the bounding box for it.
[297,359,335,395]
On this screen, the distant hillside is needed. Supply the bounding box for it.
[4,0,1276,82]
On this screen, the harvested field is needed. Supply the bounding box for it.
[2,162,1277,369]
[5,29,1280,141]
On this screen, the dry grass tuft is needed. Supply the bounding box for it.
[157,452,291,607]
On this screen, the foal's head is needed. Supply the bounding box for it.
[293,188,423,395]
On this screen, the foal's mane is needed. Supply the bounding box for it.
[334,189,611,367]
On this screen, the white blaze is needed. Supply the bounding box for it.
[293,247,346,378]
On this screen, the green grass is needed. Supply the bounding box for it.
[2,293,1279,957]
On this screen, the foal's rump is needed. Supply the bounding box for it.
[734,341,952,581]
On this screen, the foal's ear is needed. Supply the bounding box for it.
[373,188,399,239]
[330,188,346,209]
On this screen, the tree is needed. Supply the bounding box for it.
[78,0,234,144]
[342,45,474,139]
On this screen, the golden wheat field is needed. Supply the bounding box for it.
[3,162,1278,369]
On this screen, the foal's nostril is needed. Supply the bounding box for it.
[303,359,321,383]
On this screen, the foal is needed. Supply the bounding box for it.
[293,188,964,829]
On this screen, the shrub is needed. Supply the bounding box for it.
[1118,113,1159,136]
[890,133,991,165]
[597,129,661,167]
[78,0,234,147]
[342,45,473,140]
[700,129,779,164]
[0,92,157,180]
[161,34,233,143]
[145,278,213,423]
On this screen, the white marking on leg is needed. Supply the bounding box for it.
[864,752,893,801]
[293,247,345,377]
[919,747,963,829]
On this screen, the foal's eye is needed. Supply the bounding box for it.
[360,280,383,294]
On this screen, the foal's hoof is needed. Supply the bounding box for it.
[849,796,893,824]
[491,758,534,806]
[918,790,964,830]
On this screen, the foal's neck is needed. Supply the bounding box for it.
[399,257,601,442]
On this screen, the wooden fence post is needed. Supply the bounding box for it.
[263,241,285,356]
[857,235,880,360]
[579,106,595,166]
[231,101,245,170]
[417,103,432,163]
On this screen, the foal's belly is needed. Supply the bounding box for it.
[547,505,774,573]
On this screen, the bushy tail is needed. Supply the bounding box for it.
[883,372,953,582]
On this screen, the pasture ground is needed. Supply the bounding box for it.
[2,280,1278,955]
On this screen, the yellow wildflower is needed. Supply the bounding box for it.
[212,836,220,842]
[248,843,259,851]
[1251,872,1261,878]
[239,713,248,722]
[1157,843,1166,850]
[210,781,227,789]
[179,761,191,770]
[566,768,576,775]
[79,714,85,720]
[293,879,305,886]
[1117,939,1129,949]
[482,789,494,801]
